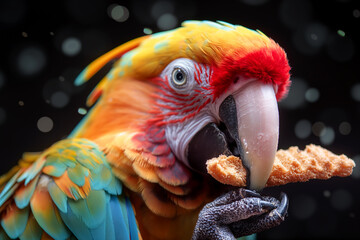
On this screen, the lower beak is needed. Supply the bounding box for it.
[219,80,279,190]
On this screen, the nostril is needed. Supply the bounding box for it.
[234,77,239,84]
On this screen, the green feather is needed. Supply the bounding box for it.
[19,214,43,240]
[0,170,22,200]
[90,165,112,190]
[0,183,20,207]
[43,158,68,177]
[1,205,29,239]
[104,176,122,195]
[67,164,89,187]
[60,204,93,240]
[68,190,106,228]
[48,181,68,213]
[15,175,40,209]
[46,155,76,169]
[30,196,70,239]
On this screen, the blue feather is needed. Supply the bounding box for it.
[110,196,130,240]
[126,197,139,240]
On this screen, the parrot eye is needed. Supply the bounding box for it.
[171,68,187,88]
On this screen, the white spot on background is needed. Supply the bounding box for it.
[350,83,360,101]
[17,46,46,76]
[294,119,311,139]
[352,155,360,179]
[50,91,69,108]
[37,116,53,133]
[319,126,335,145]
[107,4,129,22]
[338,121,351,135]
[305,88,320,102]
[157,13,178,30]
[62,37,82,56]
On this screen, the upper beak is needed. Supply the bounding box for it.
[219,80,279,190]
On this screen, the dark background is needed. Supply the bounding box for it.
[0,0,359,239]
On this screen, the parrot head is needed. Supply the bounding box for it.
[75,20,290,192]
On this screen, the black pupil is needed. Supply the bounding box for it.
[175,70,184,81]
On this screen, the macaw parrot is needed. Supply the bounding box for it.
[0,20,291,240]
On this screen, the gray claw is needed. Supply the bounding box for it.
[260,200,276,211]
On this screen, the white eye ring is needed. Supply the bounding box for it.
[171,68,187,88]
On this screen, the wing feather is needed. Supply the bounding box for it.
[0,138,138,240]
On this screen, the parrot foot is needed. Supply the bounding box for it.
[192,188,288,240]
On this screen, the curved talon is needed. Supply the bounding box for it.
[260,200,276,211]
[241,189,261,199]
[192,189,289,240]
[274,192,288,220]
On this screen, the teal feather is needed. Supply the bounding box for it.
[19,215,42,240]
[1,205,29,239]
[67,164,89,187]
[17,159,45,186]
[60,203,94,240]
[68,190,106,228]
[75,152,97,171]
[46,156,76,169]
[43,158,68,177]
[48,181,68,213]
[0,183,20,207]
[30,195,70,239]
[0,170,22,200]
[104,199,115,240]
[14,175,40,209]
[104,176,122,195]
[90,165,112,190]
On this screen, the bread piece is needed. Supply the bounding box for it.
[206,144,355,187]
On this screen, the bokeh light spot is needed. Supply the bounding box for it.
[338,121,351,135]
[330,189,353,211]
[78,108,87,115]
[305,23,328,48]
[319,127,335,145]
[0,108,6,125]
[352,155,360,179]
[350,83,360,101]
[312,121,325,137]
[62,37,82,56]
[151,1,174,19]
[157,13,178,30]
[353,9,360,18]
[290,194,317,220]
[18,100,24,106]
[305,88,320,102]
[279,78,307,109]
[323,190,331,198]
[17,46,46,76]
[37,116,53,133]
[107,4,129,22]
[294,119,311,139]
[143,28,153,35]
[337,29,345,37]
[50,91,69,108]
